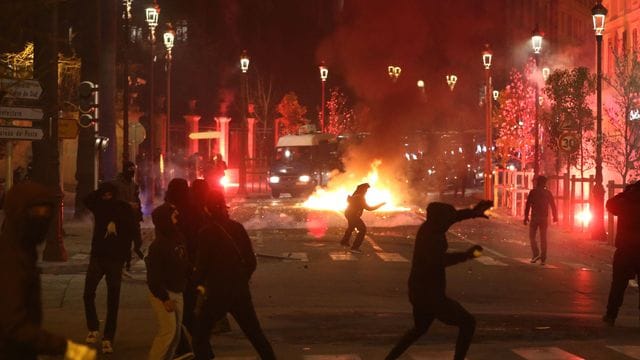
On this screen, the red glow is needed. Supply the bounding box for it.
[306,213,328,239]
[575,207,593,226]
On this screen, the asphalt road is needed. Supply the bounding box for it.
[40,197,640,359]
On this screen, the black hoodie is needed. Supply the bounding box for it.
[0,182,67,359]
[408,203,477,306]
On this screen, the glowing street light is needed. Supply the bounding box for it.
[145,4,160,42]
[592,0,607,36]
[240,50,250,73]
[482,44,493,200]
[446,74,458,91]
[493,90,499,101]
[319,62,328,132]
[145,1,160,205]
[531,24,543,54]
[417,79,425,93]
[388,65,401,81]
[542,67,550,81]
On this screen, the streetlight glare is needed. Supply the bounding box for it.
[446,74,457,91]
[240,50,250,73]
[482,44,492,70]
[163,30,175,51]
[319,64,328,81]
[145,6,159,28]
[417,80,424,88]
[592,1,608,36]
[531,25,543,54]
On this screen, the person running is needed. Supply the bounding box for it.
[385,200,492,360]
[602,180,640,326]
[0,182,96,360]
[524,175,558,265]
[83,182,138,354]
[339,183,385,253]
[191,191,276,360]
[111,161,144,276]
[146,179,192,359]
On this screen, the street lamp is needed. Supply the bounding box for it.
[531,24,543,177]
[238,50,250,196]
[388,65,401,81]
[493,90,499,101]
[163,26,174,160]
[482,44,493,200]
[591,0,608,242]
[446,74,458,91]
[542,67,550,81]
[319,62,328,132]
[122,0,133,162]
[145,1,160,204]
[417,80,425,93]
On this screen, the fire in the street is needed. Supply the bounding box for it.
[303,160,409,212]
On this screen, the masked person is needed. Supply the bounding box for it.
[191,191,276,360]
[602,181,640,326]
[0,182,96,360]
[524,176,558,265]
[147,178,192,359]
[385,200,492,360]
[83,182,138,354]
[111,161,144,275]
[339,183,385,253]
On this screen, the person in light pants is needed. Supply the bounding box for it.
[148,291,184,359]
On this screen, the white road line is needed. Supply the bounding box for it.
[514,258,559,269]
[474,256,508,266]
[408,349,457,359]
[304,355,362,360]
[329,251,358,261]
[282,252,309,262]
[376,252,409,262]
[607,345,640,359]
[364,235,384,252]
[512,346,584,360]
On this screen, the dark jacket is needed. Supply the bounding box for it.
[110,173,142,222]
[345,193,375,218]
[84,188,138,262]
[606,184,640,253]
[146,203,190,301]
[193,218,257,296]
[408,203,476,306]
[0,182,67,359]
[524,187,558,221]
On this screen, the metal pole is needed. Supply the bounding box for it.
[238,74,248,196]
[321,80,325,132]
[484,68,493,200]
[592,33,606,241]
[148,29,156,204]
[166,52,171,160]
[122,3,130,163]
[94,122,99,189]
[5,141,12,190]
[534,53,540,177]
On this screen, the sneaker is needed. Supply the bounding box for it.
[173,352,195,360]
[101,340,114,354]
[349,248,363,254]
[530,255,541,263]
[85,331,99,344]
[602,314,615,326]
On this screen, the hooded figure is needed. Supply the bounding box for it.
[386,200,492,360]
[0,182,95,359]
[339,183,385,253]
[191,190,275,360]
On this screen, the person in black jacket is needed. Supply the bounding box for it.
[82,182,138,354]
[385,200,492,360]
[147,178,192,359]
[0,181,96,360]
[339,183,385,253]
[602,181,640,326]
[524,176,558,265]
[191,190,276,360]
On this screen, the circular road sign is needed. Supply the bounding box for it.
[559,132,579,154]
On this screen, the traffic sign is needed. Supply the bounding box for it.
[0,78,42,100]
[0,126,44,140]
[0,106,44,120]
[559,132,579,154]
[59,119,78,139]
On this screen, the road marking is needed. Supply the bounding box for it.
[475,256,508,266]
[607,345,640,359]
[514,258,559,269]
[365,235,384,252]
[512,346,584,359]
[282,252,309,262]
[329,251,358,261]
[376,252,409,262]
[560,262,594,271]
[409,349,458,359]
[630,279,638,288]
[304,355,361,360]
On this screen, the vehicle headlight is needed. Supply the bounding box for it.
[269,176,280,184]
[298,175,310,183]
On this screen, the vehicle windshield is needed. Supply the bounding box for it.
[275,146,312,162]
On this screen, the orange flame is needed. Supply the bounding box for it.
[303,159,409,212]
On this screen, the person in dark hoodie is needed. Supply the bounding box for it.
[339,183,385,253]
[0,181,96,360]
[524,175,558,265]
[147,178,192,359]
[111,160,144,274]
[385,200,492,360]
[191,190,276,360]
[602,180,640,326]
[83,182,138,354]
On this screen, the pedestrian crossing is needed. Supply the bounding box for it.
[214,345,640,359]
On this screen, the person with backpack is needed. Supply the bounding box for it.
[339,183,385,253]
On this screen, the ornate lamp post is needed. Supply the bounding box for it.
[163,26,175,158]
[531,24,543,177]
[238,50,250,196]
[446,74,458,91]
[591,0,608,241]
[482,44,493,200]
[145,2,160,203]
[319,63,328,132]
[388,65,401,81]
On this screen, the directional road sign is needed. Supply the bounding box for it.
[0,126,44,140]
[0,78,42,100]
[0,106,44,121]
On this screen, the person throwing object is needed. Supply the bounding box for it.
[339,183,385,253]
